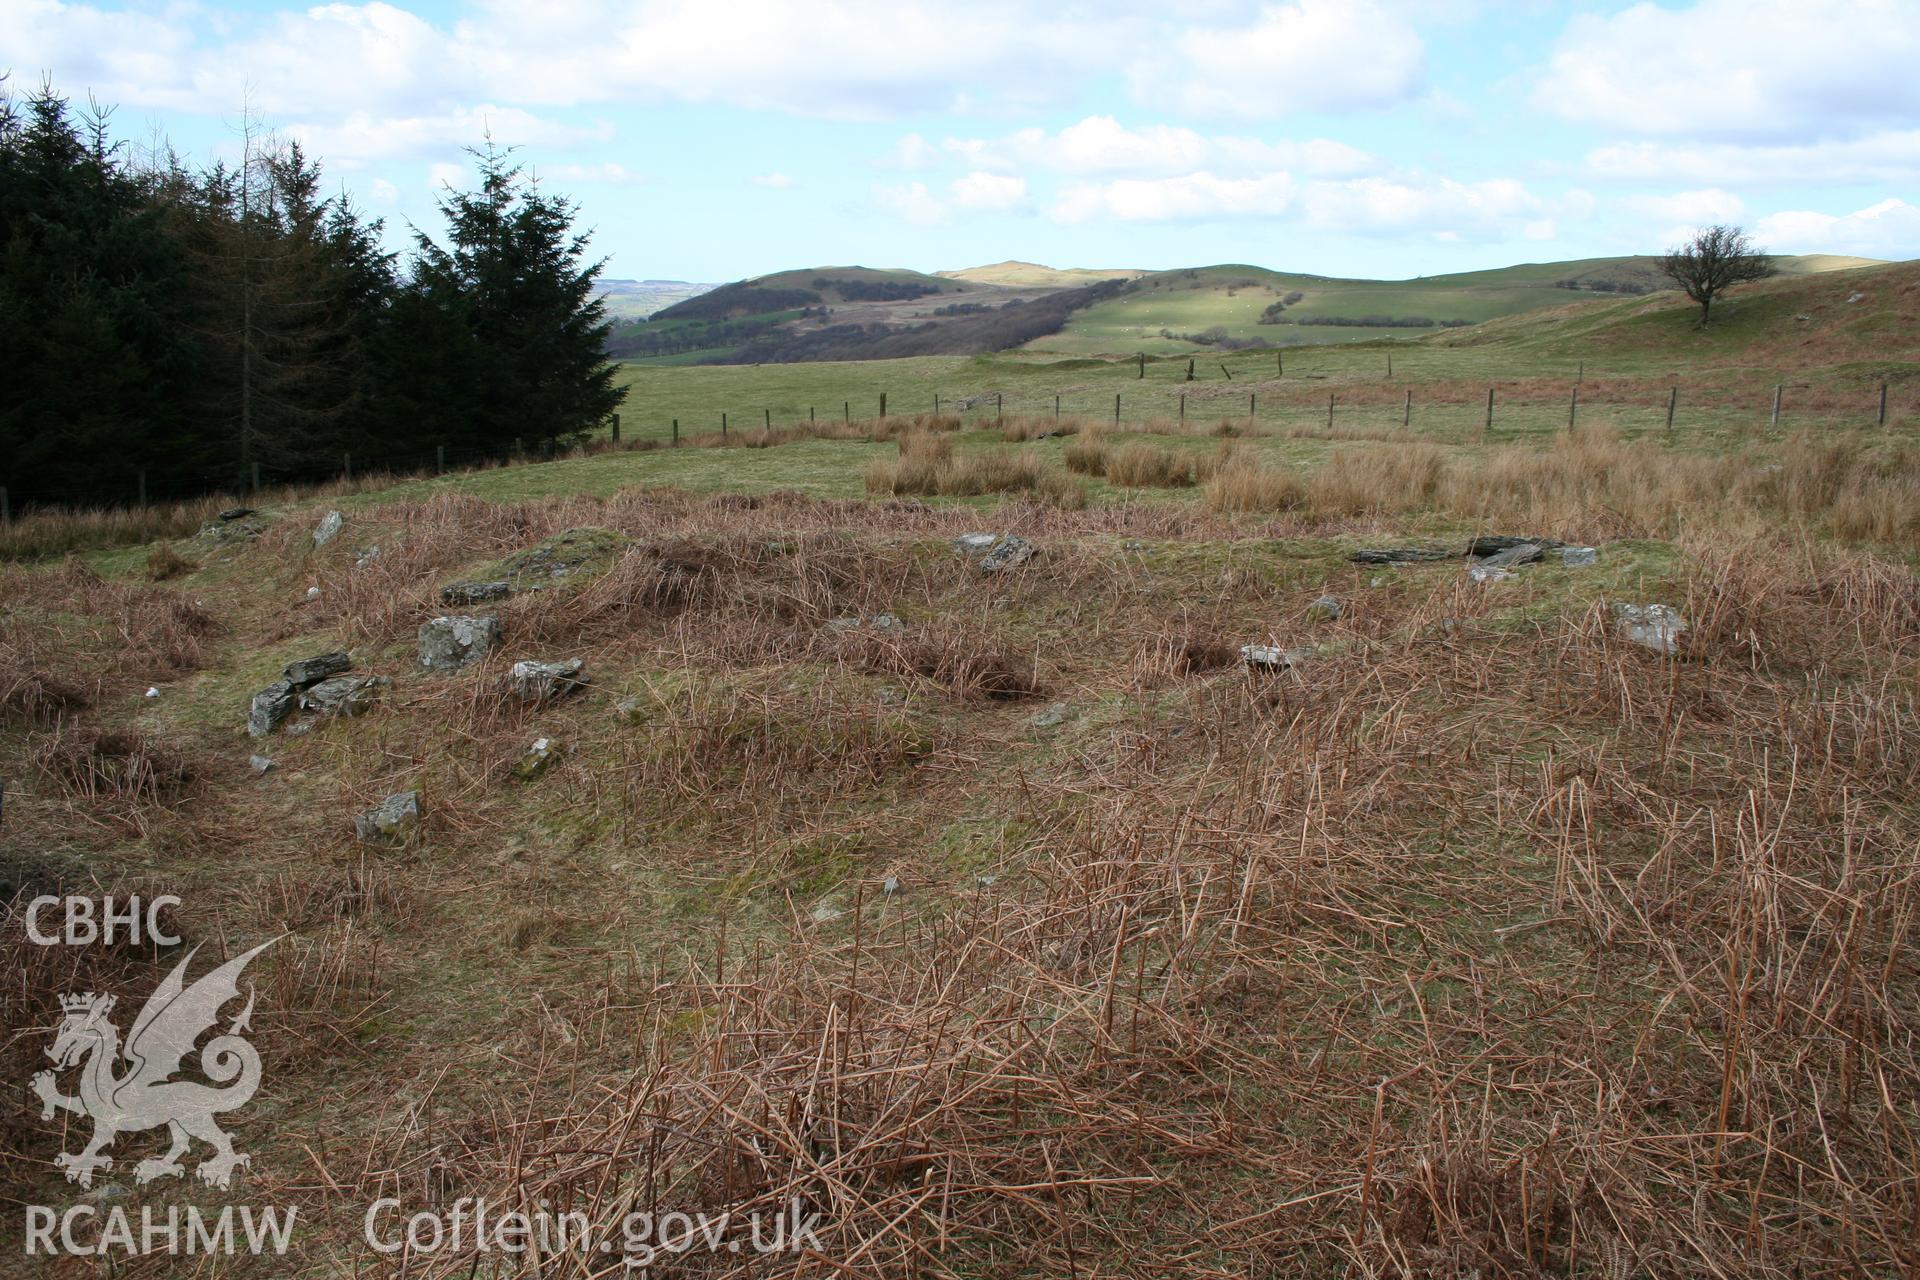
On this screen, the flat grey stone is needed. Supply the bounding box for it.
[355,791,420,844]
[1562,546,1598,567]
[1468,564,1514,584]
[1350,547,1453,564]
[508,658,587,701]
[1242,644,1312,670]
[1467,535,1562,558]
[248,755,275,775]
[283,651,350,687]
[419,615,501,671]
[440,580,514,606]
[1614,603,1687,655]
[1473,542,1546,570]
[513,737,565,781]
[299,674,386,718]
[1306,594,1341,622]
[980,536,1036,573]
[1030,702,1070,728]
[218,508,256,522]
[312,510,344,547]
[247,681,295,737]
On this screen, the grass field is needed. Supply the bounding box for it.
[4,255,1919,1278]
[1037,254,1880,353]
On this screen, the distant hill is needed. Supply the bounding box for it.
[605,255,1890,365]
[597,278,720,320]
[1036,255,1883,354]
[1435,256,1919,367]
[937,261,1144,287]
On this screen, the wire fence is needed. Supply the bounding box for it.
[1,376,1907,519]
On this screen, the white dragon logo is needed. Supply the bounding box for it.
[32,939,277,1191]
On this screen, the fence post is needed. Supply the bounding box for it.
[1179,393,1185,424]
[1771,384,1782,429]
[1249,392,1256,422]
[810,406,815,423]
[343,452,352,481]
[722,413,728,438]
[1484,387,1494,432]
[880,393,888,419]
[996,393,1002,423]
[1387,352,1392,380]
[1137,353,1145,379]
[1187,358,1196,382]
[137,469,147,507]
[611,413,621,443]
[764,408,771,429]
[1568,387,1577,433]
[1879,381,1888,426]
[1327,392,1334,430]
[1403,389,1412,428]
[934,394,940,415]
[437,445,445,473]
[0,487,8,524]
[672,419,680,446]
[1054,395,1060,418]
[844,402,849,423]
[1113,393,1120,424]
[1577,361,1584,385]
[251,462,261,493]
[1277,351,1283,378]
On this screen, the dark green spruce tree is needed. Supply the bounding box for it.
[403,143,620,456]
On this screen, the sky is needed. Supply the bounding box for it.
[7,0,1920,283]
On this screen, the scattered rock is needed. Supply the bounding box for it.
[1613,603,1687,655]
[882,875,902,896]
[283,651,351,687]
[1030,702,1070,728]
[1468,565,1514,584]
[218,507,256,522]
[1370,575,1388,588]
[826,612,905,634]
[513,737,565,781]
[305,586,321,601]
[248,755,275,775]
[418,615,501,671]
[953,533,998,555]
[981,536,1036,573]
[1349,546,1454,564]
[1241,644,1311,670]
[197,510,269,545]
[354,546,381,568]
[810,900,845,924]
[1474,541,1546,570]
[1122,539,1147,552]
[440,580,515,607]
[354,791,420,844]
[1467,535,1563,558]
[144,686,160,698]
[1561,546,1598,568]
[1847,291,1866,304]
[312,510,344,548]
[284,718,316,737]
[299,674,387,718]
[493,527,632,588]
[1306,594,1341,622]
[247,681,296,737]
[508,659,587,702]
[1794,313,1812,322]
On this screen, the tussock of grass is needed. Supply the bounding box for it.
[866,434,1087,508]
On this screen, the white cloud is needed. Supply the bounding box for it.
[1540,0,1920,142]
[1050,168,1557,241]
[938,115,1377,178]
[948,171,1028,212]
[1585,132,1920,187]
[1134,0,1424,118]
[750,172,797,188]
[883,134,943,170]
[288,107,610,167]
[875,181,948,225]
[1053,172,1297,224]
[1618,188,1747,225]
[1754,198,1920,258]
[541,161,647,184]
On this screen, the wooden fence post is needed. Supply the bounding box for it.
[1387,352,1392,379]
[1179,393,1185,423]
[1403,389,1411,428]
[934,394,940,414]
[137,469,147,507]
[1666,388,1677,432]
[1484,388,1494,431]
[611,413,620,443]
[436,445,445,473]
[1054,395,1060,418]
[343,453,352,480]
[1137,353,1145,379]
[672,419,680,446]
[1568,387,1578,432]
[764,408,771,429]
[1771,384,1782,428]
[722,413,728,438]
[1113,393,1120,424]
[251,462,261,493]
[1879,381,1888,426]
[1249,392,1255,421]
[844,401,849,423]
[996,393,1002,423]
[0,487,9,524]
[810,406,815,422]
[880,393,888,419]
[1327,393,1334,430]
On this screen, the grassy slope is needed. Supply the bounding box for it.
[1040,253,1887,354]
[936,260,1146,287]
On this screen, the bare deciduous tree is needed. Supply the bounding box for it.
[1659,224,1775,326]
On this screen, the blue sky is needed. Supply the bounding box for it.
[8,0,1919,282]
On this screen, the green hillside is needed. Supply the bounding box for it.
[1036,255,1883,354]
